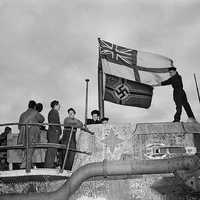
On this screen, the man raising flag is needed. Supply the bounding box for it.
[153,67,196,122]
[98,38,175,117]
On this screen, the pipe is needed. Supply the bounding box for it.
[1,155,199,200]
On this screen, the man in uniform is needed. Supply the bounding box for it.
[86,110,101,125]
[60,108,83,170]
[153,67,196,122]
[18,100,45,168]
[45,100,62,168]
[36,103,46,131]
[0,127,11,170]
[101,117,109,124]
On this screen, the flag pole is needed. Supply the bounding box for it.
[84,79,90,125]
[98,37,105,119]
[194,73,200,104]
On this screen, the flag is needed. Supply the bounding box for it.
[104,73,153,108]
[99,39,174,85]
[98,39,174,110]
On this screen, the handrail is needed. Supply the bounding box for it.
[0,122,94,173]
[0,122,94,134]
[0,122,65,127]
[0,144,91,155]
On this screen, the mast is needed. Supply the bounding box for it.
[194,73,200,104]
[84,79,90,125]
[98,38,105,119]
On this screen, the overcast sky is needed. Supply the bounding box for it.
[0,0,200,132]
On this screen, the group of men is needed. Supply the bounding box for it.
[44,101,83,170]
[17,99,109,171]
[3,67,197,171]
[17,100,83,170]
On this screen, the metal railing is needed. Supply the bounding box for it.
[0,122,93,173]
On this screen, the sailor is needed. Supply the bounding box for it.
[36,103,46,131]
[0,127,11,145]
[86,110,101,125]
[60,108,83,170]
[0,127,11,170]
[101,117,109,124]
[44,100,62,168]
[153,67,196,122]
[35,103,43,112]
[18,100,45,168]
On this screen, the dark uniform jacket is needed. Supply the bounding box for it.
[86,118,101,125]
[161,72,183,93]
[47,109,61,142]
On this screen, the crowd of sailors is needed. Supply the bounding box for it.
[0,100,109,171]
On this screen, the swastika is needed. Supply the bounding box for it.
[114,84,129,100]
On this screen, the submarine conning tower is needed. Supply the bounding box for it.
[1,122,200,200]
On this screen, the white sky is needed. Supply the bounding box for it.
[0,0,200,132]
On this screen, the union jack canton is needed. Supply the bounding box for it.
[99,39,137,67]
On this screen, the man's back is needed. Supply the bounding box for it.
[48,109,61,131]
[19,108,44,126]
[19,109,35,128]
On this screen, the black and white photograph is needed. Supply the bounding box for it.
[0,0,200,200]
